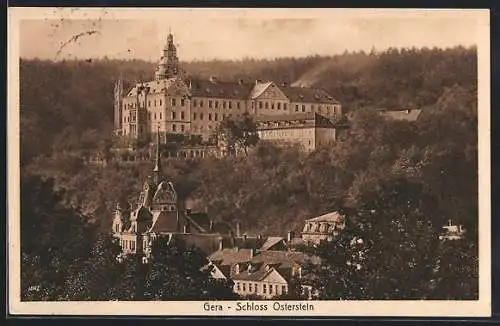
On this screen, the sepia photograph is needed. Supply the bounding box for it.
[8,7,491,316]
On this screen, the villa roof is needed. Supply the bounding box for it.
[305,211,344,223]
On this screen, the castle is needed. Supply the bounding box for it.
[113,33,344,153]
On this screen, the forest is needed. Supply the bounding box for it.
[20,46,479,300]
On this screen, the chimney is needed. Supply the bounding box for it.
[209,220,214,232]
[250,248,257,258]
[235,221,241,237]
[210,76,217,83]
[282,82,288,87]
[255,79,261,85]
[218,237,223,251]
[243,234,247,242]
[234,263,240,275]
[287,231,294,242]
[247,263,252,274]
[238,79,243,85]
[257,234,262,240]
[183,224,188,234]
[186,208,191,215]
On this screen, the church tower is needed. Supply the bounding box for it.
[155,32,180,81]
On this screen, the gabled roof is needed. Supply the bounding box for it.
[305,211,344,223]
[259,237,286,251]
[249,81,273,99]
[280,86,340,104]
[189,78,254,100]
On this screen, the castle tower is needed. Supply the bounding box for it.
[155,32,180,81]
[113,77,123,135]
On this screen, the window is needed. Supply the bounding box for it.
[181,124,185,132]
[249,283,252,292]
[209,100,213,108]
[159,99,162,106]
[154,100,157,106]
[237,102,241,109]
[172,124,177,132]
[172,98,176,106]
[311,105,315,111]
[193,113,197,120]
[295,105,299,112]
[282,285,287,294]
[223,101,226,109]
[181,111,185,120]
[255,283,258,293]
[229,101,232,109]
[269,285,273,294]
[277,103,281,110]
[214,113,218,121]
[242,283,246,292]
[115,224,120,233]
[237,283,241,291]
[193,99,197,107]
[148,100,151,107]
[259,101,263,109]
[209,113,212,121]
[200,100,204,108]
[215,101,219,109]
[200,113,204,120]
[131,241,135,251]
[172,112,176,119]
[265,102,269,109]
[271,103,275,110]
[302,105,306,112]
[263,284,267,294]
[160,113,162,119]
[154,113,156,120]
[181,98,185,106]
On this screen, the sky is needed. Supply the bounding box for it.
[17,8,484,62]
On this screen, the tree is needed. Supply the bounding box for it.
[21,175,98,300]
[143,237,236,300]
[309,177,445,300]
[215,113,259,156]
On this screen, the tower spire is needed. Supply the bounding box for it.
[153,124,161,184]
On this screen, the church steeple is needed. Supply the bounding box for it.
[153,124,161,185]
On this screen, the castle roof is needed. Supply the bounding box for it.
[189,78,254,100]
[125,77,182,97]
